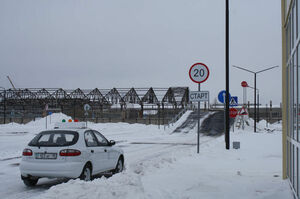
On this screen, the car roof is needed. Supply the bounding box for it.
[42,128,93,134]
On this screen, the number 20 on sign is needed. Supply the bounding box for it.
[189,63,210,84]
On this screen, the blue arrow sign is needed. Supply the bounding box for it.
[218,90,231,103]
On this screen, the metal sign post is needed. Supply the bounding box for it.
[189,63,210,154]
[45,104,48,129]
[241,81,248,105]
[84,104,91,128]
[229,108,238,133]
[84,112,88,127]
[48,111,52,124]
[189,90,210,153]
[197,83,200,153]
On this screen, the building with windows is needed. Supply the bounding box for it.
[282,0,300,198]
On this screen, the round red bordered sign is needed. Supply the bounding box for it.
[189,63,210,84]
[241,81,248,87]
[229,108,238,118]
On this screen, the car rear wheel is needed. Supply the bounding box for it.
[80,164,92,181]
[113,157,124,174]
[21,176,38,187]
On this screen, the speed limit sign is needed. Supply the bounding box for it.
[188,62,209,154]
[189,63,210,84]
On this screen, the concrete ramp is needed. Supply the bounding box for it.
[172,110,235,136]
[172,111,208,134]
[200,111,234,136]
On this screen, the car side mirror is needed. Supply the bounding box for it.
[109,140,116,146]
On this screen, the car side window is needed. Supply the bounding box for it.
[84,131,98,147]
[93,131,109,146]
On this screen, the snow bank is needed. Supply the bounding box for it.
[240,118,282,132]
[35,173,145,199]
[34,128,293,199]
[26,113,72,128]
[0,113,73,160]
[0,113,71,135]
[0,112,293,199]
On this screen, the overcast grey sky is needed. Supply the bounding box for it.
[0,0,281,105]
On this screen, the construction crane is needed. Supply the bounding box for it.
[7,75,21,98]
[6,76,17,90]
[6,76,21,117]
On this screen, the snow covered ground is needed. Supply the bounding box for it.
[0,112,294,199]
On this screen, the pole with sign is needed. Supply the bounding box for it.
[45,104,48,129]
[84,104,91,127]
[241,81,248,105]
[229,108,238,132]
[189,63,209,154]
[48,111,52,124]
[189,91,209,102]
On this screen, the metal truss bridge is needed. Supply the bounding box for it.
[0,87,189,123]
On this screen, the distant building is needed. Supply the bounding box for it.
[282,0,300,198]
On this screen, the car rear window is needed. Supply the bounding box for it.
[28,130,79,147]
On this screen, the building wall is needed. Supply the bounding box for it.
[282,0,300,197]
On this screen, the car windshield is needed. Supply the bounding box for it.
[28,130,79,147]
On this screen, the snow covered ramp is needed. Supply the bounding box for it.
[172,111,208,134]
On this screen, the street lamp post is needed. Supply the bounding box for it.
[232,65,278,132]
[225,0,230,149]
[0,87,6,124]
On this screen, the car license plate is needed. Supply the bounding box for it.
[35,153,57,159]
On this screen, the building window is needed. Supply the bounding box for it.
[292,8,295,50]
[295,1,298,39]
[290,60,295,139]
[297,147,300,197]
[298,45,300,140]
[294,53,298,140]
[288,64,291,138]
[288,18,291,58]
[291,143,293,181]
[288,141,290,179]
[284,1,300,197]
[294,145,297,191]
[298,0,300,38]
[289,10,294,50]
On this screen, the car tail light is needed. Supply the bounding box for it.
[22,149,33,156]
[59,149,81,156]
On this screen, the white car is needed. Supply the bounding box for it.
[19,122,124,186]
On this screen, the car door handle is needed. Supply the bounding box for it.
[91,150,94,153]
[104,149,107,152]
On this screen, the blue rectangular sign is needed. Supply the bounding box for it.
[230,96,238,107]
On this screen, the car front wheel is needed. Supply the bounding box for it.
[113,157,124,174]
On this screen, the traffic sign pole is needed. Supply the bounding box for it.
[45,104,48,130]
[254,73,257,132]
[241,81,248,107]
[197,83,200,154]
[189,62,209,154]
